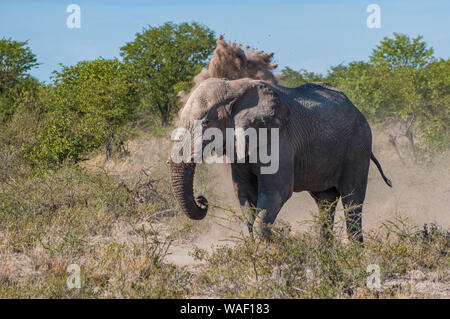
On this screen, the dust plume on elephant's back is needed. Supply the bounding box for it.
[178,35,279,107]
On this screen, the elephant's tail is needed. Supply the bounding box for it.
[371,153,392,187]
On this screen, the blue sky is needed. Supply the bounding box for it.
[1,0,449,82]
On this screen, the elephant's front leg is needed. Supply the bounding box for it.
[254,159,294,241]
[231,164,258,234]
[254,192,286,240]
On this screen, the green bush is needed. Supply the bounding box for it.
[26,59,139,167]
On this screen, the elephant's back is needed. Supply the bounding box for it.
[294,82,353,111]
[289,82,361,128]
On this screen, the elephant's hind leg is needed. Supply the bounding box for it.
[339,115,371,244]
[310,187,340,242]
[339,158,370,244]
[340,193,365,243]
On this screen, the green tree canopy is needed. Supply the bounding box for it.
[369,33,435,69]
[120,21,215,126]
[0,38,40,122]
[279,66,325,88]
[0,38,38,92]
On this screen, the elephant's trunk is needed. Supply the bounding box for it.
[169,159,208,220]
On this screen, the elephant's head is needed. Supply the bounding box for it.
[169,78,290,220]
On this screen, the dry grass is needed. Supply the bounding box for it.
[0,126,448,298]
[188,208,449,298]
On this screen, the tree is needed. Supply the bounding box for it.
[27,59,139,167]
[327,33,446,161]
[415,59,450,151]
[120,22,215,126]
[0,38,38,91]
[0,38,40,122]
[279,66,325,88]
[368,34,440,161]
[370,33,435,69]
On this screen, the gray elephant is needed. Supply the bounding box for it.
[169,77,392,243]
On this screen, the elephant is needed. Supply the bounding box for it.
[169,77,392,243]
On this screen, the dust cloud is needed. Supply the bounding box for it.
[278,149,450,233]
[208,140,450,235]
[179,35,278,105]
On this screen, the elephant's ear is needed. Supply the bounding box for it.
[229,81,290,131]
